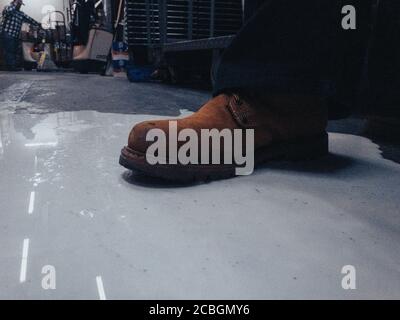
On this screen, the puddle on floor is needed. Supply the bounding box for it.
[0,108,400,299]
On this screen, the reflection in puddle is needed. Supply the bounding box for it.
[0,111,102,158]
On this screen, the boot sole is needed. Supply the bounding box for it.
[119,133,329,182]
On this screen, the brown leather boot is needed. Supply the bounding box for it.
[120,92,328,181]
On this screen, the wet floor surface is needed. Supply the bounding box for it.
[0,72,400,299]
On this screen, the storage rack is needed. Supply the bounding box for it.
[124,0,243,49]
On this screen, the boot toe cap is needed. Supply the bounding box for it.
[127,120,163,153]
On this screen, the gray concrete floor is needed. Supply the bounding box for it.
[0,71,399,299]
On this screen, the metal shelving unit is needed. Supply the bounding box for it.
[125,0,243,49]
[124,0,243,83]
[125,0,161,46]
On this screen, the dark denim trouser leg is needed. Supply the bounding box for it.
[366,1,400,117]
[213,0,373,119]
[2,33,18,68]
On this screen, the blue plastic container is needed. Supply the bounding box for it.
[126,65,155,82]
